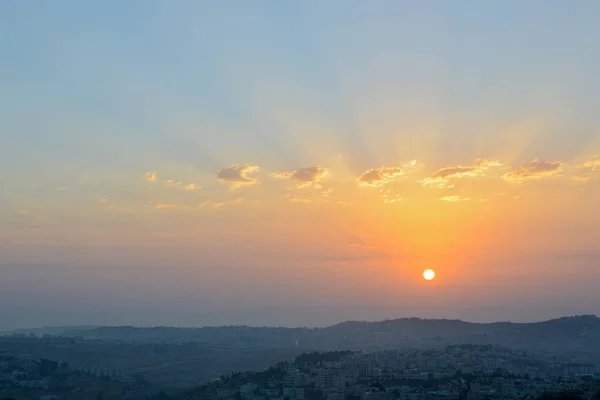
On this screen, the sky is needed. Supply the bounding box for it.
[1,1,600,329]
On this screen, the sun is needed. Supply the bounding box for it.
[423,269,435,281]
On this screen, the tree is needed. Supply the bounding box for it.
[39,358,59,376]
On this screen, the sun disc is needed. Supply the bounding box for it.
[423,269,435,281]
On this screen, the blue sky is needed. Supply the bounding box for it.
[1,1,600,328]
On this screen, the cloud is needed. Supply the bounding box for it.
[145,171,157,182]
[284,185,333,203]
[163,179,201,190]
[216,164,260,189]
[199,201,226,208]
[151,201,179,209]
[501,159,562,183]
[356,160,421,187]
[321,188,333,197]
[286,196,313,203]
[440,195,470,202]
[357,167,404,186]
[573,156,600,182]
[421,159,501,187]
[344,234,404,259]
[199,197,243,208]
[271,166,328,188]
[284,191,315,203]
[574,176,593,183]
[440,196,459,202]
[582,155,600,170]
[380,189,404,204]
[383,196,404,204]
[404,159,420,169]
[98,199,137,214]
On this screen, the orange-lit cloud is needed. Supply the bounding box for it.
[380,189,404,204]
[199,197,243,208]
[272,166,328,188]
[199,201,226,208]
[345,234,404,257]
[151,201,179,209]
[144,171,157,182]
[163,179,201,190]
[440,195,470,202]
[284,185,334,203]
[421,159,501,187]
[98,199,137,214]
[582,155,600,170]
[502,159,562,183]
[285,195,313,203]
[216,164,260,189]
[357,160,419,187]
[357,167,404,186]
[570,155,600,182]
[572,155,600,182]
[321,188,333,197]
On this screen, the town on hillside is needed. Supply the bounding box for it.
[179,346,599,400]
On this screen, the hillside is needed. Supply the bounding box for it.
[3,315,600,389]
[40,315,600,353]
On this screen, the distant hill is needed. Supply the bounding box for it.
[38,315,600,353]
[0,325,100,336]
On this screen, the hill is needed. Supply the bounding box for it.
[35,315,600,353]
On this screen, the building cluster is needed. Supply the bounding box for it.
[200,346,599,400]
[0,352,139,400]
[0,353,53,390]
[71,364,128,379]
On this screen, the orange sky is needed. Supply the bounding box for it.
[2,1,600,328]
